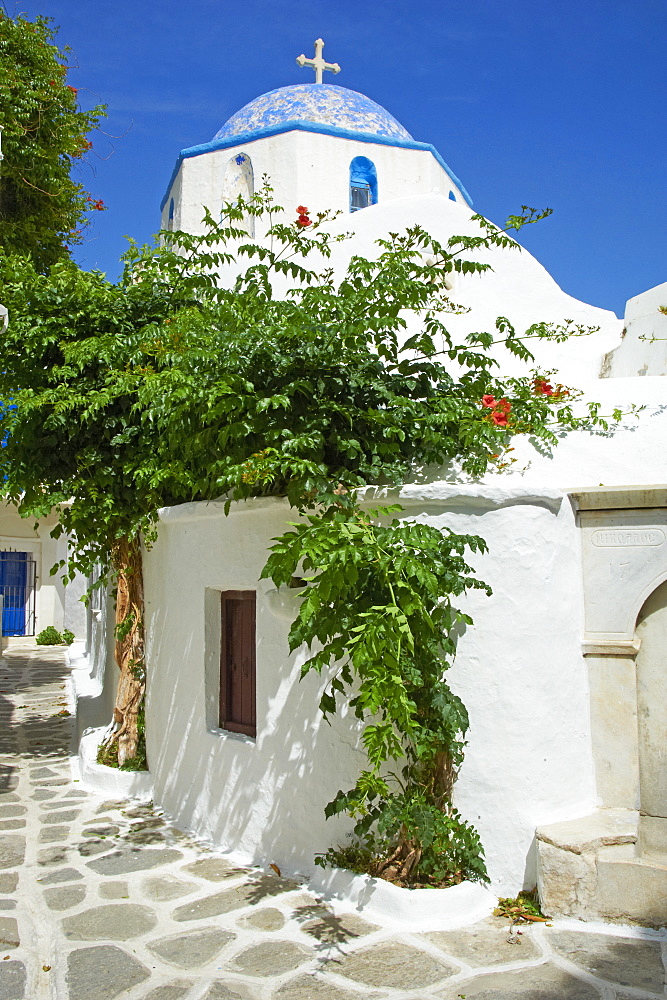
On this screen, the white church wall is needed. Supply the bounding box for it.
[165,134,460,239]
[143,497,368,877]
[323,194,624,384]
[603,281,667,378]
[142,486,598,894]
[483,374,667,490]
[399,487,596,892]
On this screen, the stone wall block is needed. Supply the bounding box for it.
[537,842,597,919]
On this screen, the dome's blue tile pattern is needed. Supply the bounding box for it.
[213,84,413,142]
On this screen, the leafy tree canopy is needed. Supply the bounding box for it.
[0,11,105,270]
[0,190,620,882]
[0,192,606,575]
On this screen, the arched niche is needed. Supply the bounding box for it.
[349,156,378,212]
[634,582,667,855]
[573,487,667,812]
[222,153,254,236]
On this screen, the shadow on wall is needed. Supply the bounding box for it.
[74,584,118,742]
[144,581,366,876]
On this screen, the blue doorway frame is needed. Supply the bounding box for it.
[0,551,37,636]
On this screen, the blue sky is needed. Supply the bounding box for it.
[6,0,665,318]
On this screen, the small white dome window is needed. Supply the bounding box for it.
[350,156,377,212]
[222,153,254,235]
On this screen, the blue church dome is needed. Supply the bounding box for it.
[213,84,413,143]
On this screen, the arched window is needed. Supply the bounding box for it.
[349,157,378,212]
[222,153,254,235]
[167,197,175,231]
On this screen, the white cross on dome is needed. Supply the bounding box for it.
[296,38,341,85]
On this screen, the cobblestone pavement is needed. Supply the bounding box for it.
[0,646,666,999]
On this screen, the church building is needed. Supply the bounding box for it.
[79,40,667,928]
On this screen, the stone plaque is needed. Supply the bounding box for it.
[592,528,665,547]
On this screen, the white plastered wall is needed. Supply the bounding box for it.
[142,486,598,894]
[141,372,667,892]
[163,132,463,237]
[143,498,369,878]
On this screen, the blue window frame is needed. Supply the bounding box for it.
[349,157,378,213]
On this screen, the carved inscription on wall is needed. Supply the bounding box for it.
[592,528,665,547]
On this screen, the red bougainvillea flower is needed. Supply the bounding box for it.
[296,205,309,214]
[533,377,555,396]
[296,214,312,227]
[67,85,78,95]
[491,411,509,426]
[481,394,496,407]
[495,398,512,414]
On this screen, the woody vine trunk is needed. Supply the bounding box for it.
[104,536,146,766]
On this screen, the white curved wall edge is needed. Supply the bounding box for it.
[308,866,497,930]
[75,727,153,801]
[67,641,103,700]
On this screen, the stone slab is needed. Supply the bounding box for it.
[536,809,639,854]
[0,876,17,894]
[141,983,193,1000]
[237,907,285,931]
[78,839,114,857]
[537,841,597,919]
[87,848,183,876]
[67,945,150,1000]
[82,824,120,838]
[39,825,70,843]
[37,846,69,866]
[425,917,541,966]
[44,885,86,911]
[201,983,260,1000]
[37,867,82,885]
[147,926,235,970]
[596,856,667,927]
[172,876,299,921]
[39,809,80,824]
[301,912,378,944]
[62,903,157,941]
[0,917,19,948]
[228,941,313,977]
[142,876,198,902]
[275,975,365,1000]
[329,941,457,989]
[181,858,251,882]
[0,959,25,1000]
[0,839,24,872]
[549,929,665,992]
[99,881,129,900]
[437,962,600,999]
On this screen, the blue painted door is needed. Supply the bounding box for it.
[0,552,33,636]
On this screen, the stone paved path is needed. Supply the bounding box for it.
[0,645,666,999]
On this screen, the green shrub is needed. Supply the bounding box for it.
[36,626,76,645]
[36,626,64,645]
